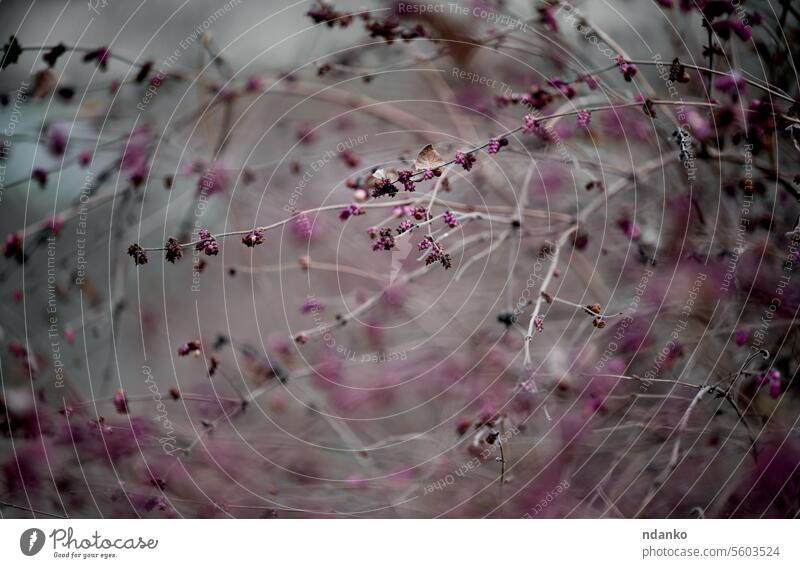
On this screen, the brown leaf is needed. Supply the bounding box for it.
[414,144,444,171]
[32,68,57,98]
[371,167,398,182]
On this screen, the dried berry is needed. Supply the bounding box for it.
[127,243,148,266]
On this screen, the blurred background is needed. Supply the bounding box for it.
[1,0,799,518]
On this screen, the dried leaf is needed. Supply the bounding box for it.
[372,167,398,182]
[414,144,444,171]
[32,68,57,98]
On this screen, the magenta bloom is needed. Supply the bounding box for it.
[293,212,313,239]
[756,369,781,398]
[45,215,65,236]
[113,389,128,414]
[4,232,22,260]
[522,114,549,139]
[246,75,266,92]
[616,217,641,240]
[715,72,747,97]
[734,328,750,347]
[300,298,324,314]
[577,73,599,90]
[198,162,230,197]
[32,168,48,188]
[178,340,202,357]
[339,204,364,221]
[547,77,575,99]
[397,169,415,191]
[47,122,69,155]
[397,219,414,234]
[615,55,637,81]
[522,114,538,133]
[82,46,110,70]
[195,228,219,256]
[78,149,92,167]
[454,151,476,171]
[242,229,265,247]
[121,127,151,171]
[487,137,508,154]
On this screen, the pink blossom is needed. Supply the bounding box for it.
[734,328,749,347]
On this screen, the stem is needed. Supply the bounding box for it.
[142,99,719,253]
[0,498,67,519]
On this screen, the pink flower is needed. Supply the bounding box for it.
[615,55,637,81]
[684,108,711,141]
[487,137,508,154]
[454,151,476,171]
[756,369,782,398]
[78,149,92,167]
[120,127,151,173]
[734,328,749,347]
[47,122,69,155]
[242,229,265,247]
[46,215,65,236]
[577,73,599,90]
[300,298,324,314]
[588,392,604,412]
[82,46,110,70]
[268,333,291,355]
[246,75,266,92]
[397,169,415,191]
[397,219,414,234]
[340,149,360,168]
[296,123,316,144]
[394,204,415,217]
[178,340,202,356]
[195,228,219,256]
[197,162,230,197]
[372,227,396,251]
[715,72,747,97]
[114,389,128,414]
[3,233,22,259]
[547,77,575,99]
[522,114,550,139]
[293,211,313,239]
[443,211,458,228]
[32,168,48,188]
[339,204,364,221]
[577,109,591,128]
[537,6,559,32]
[616,217,641,239]
[522,113,538,133]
